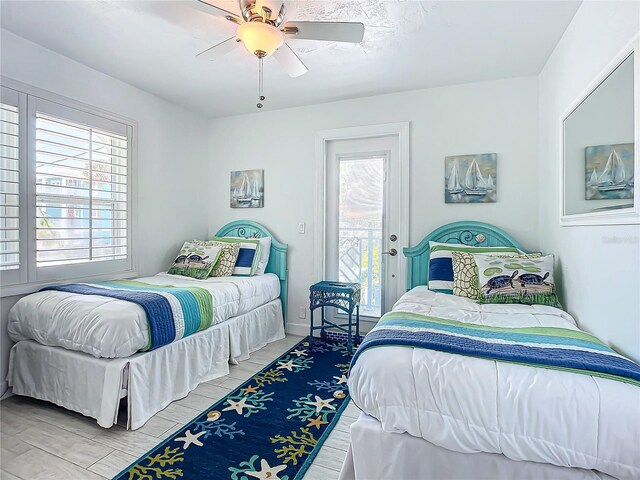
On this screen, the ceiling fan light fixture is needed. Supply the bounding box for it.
[237,22,284,57]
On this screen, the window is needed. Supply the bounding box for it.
[35,112,128,267]
[337,156,384,317]
[0,83,134,294]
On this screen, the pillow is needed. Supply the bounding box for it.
[475,253,561,307]
[192,240,240,277]
[451,251,481,300]
[452,252,542,300]
[209,237,260,276]
[223,236,271,275]
[168,241,221,280]
[428,241,523,294]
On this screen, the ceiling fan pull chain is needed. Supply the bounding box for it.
[257,56,265,109]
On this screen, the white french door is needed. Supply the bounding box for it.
[324,134,403,323]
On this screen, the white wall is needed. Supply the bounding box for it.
[0,30,211,393]
[208,77,539,335]
[538,2,640,361]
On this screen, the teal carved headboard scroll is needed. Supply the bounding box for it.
[215,220,288,322]
[403,221,528,291]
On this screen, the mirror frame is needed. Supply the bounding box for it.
[560,34,640,226]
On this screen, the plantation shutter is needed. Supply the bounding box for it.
[0,86,26,284]
[32,98,131,280]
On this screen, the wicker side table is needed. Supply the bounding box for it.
[309,281,361,352]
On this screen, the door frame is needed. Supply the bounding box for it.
[314,122,410,304]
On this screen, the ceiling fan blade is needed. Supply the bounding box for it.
[274,3,286,27]
[282,21,365,43]
[272,44,308,78]
[197,36,240,60]
[193,0,242,24]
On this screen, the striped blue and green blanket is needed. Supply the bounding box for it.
[42,280,214,351]
[351,312,640,387]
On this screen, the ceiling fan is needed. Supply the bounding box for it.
[193,0,365,107]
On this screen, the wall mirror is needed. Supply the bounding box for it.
[561,37,639,225]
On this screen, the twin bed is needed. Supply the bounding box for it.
[341,221,640,480]
[6,221,288,429]
[6,219,639,479]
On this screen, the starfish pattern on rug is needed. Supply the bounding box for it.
[304,395,336,413]
[306,416,328,429]
[242,385,258,394]
[245,459,287,480]
[174,429,206,449]
[223,397,257,415]
[277,359,296,371]
[290,348,307,357]
[333,374,348,385]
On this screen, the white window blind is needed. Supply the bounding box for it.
[0,102,20,271]
[35,112,128,267]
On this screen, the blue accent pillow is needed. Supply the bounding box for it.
[209,237,260,276]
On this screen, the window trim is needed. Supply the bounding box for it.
[0,77,138,297]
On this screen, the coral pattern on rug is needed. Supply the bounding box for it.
[114,338,353,480]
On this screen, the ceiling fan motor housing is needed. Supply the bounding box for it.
[237,21,284,57]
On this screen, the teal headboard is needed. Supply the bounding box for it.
[215,220,288,322]
[403,221,528,290]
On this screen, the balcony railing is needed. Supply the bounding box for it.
[338,226,382,316]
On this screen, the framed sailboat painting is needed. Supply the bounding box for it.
[585,143,634,201]
[445,153,497,203]
[230,169,264,208]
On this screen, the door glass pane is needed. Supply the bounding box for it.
[338,157,384,317]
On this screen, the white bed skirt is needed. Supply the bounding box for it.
[7,299,285,430]
[339,413,615,480]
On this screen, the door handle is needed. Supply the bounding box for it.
[382,248,398,256]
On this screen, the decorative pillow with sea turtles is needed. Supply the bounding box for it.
[475,253,561,307]
[452,252,542,300]
[168,241,222,280]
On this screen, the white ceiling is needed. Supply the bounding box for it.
[1,0,580,118]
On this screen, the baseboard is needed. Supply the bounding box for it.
[286,322,311,337]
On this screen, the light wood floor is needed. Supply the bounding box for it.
[0,335,358,480]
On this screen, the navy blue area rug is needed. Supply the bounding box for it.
[115,337,354,480]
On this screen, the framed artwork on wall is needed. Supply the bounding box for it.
[230,169,264,208]
[445,153,497,204]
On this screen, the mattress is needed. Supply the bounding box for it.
[7,272,280,359]
[340,413,615,480]
[348,287,640,480]
[8,299,285,429]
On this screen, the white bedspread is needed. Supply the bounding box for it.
[348,287,640,480]
[7,273,280,358]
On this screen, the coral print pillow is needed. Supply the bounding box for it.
[168,241,222,280]
[475,253,561,308]
[192,239,240,277]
